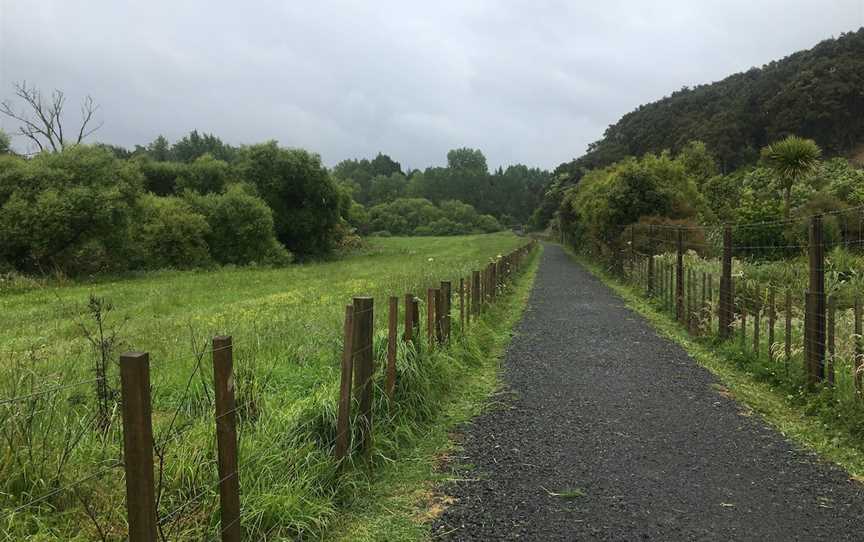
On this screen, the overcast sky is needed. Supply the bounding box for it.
[1,1,862,170]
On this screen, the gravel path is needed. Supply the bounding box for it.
[432,244,864,541]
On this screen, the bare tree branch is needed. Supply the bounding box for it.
[0,81,102,153]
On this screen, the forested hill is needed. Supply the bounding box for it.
[557,27,864,178]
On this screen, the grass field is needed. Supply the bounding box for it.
[0,232,531,540]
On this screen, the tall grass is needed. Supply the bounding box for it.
[0,233,530,540]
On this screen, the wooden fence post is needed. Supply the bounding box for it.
[740,307,747,351]
[352,297,374,458]
[676,229,684,322]
[335,305,354,462]
[411,297,420,338]
[855,297,862,395]
[465,277,471,326]
[719,226,733,339]
[765,288,774,361]
[386,296,397,401]
[785,290,792,375]
[441,281,451,342]
[805,215,826,385]
[707,274,714,334]
[403,294,414,343]
[459,278,465,332]
[212,336,241,542]
[434,288,444,344]
[427,288,435,347]
[827,295,835,387]
[472,271,481,317]
[120,352,157,542]
[753,306,761,356]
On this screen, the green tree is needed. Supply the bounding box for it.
[236,141,342,255]
[176,153,232,194]
[761,136,822,218]
[184,184,290,265]
[0,145,142,274]
[146,135,173,161]
[172,130,236,163]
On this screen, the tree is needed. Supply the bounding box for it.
[172,130,236,162]
[761,136,822,218]
[0,145,142,274]
[236,141,342,255]
[146,135,173,161]
[0,81,101,153]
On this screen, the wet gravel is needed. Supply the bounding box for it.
[432,244,864,541]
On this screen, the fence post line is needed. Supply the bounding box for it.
[119,352,157,542]
[351,297,374,459]
[459,278,465,332]
[335,305,355,462]
[719,226,733,339]
[805,214,826,385]
[212,336,241,542]
[676,229,684,322]
[386,296,398,402]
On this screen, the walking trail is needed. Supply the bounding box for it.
[432,244,864,541]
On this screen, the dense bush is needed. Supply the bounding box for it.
[237,142,343,256]
[129,195,212,269]
[184,185,290,265]
[366,197,502,236]
[0,146,142,274]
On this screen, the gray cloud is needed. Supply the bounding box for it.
[1,0,861,169]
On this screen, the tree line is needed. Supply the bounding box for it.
[551,28,864,187]
[0,87,551,276]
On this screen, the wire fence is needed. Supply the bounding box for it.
[593,209,864,416]
[0,240,538,541]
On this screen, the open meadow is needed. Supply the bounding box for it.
[0,232,532,540]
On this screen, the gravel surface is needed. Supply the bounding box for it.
[432,244,864,541]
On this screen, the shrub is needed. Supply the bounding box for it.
[136,158,186,195]
[185,185,291,265]
[130,195,211,269]
[176,153,232,194]
[0,146,142,274]
[236,142,343,256]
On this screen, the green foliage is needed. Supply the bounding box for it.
[368,197,501,236]
[237,141,343,256]
[170,130,237,163]
[562,151,701,251]
[129,194,212,269]
[556,29,864,177]
[761,136,822,218]
[0,146,142,274]
[184,184,292,265]
[175,153,232,194]
[135,157,185,196]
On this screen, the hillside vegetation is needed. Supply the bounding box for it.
[554,28,864,183]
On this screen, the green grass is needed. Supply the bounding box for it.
[569,248,864,479]
[326,247,541,541]
[0,233,532,540]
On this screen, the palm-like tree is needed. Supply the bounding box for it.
[761,136,822,219]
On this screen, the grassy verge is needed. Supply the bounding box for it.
[566,247,864,479]
[0,234,532,540]
[325,246,542,541]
